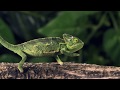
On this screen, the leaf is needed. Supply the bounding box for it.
[103,29,120,65]
[0,54,19,63]
[0,18,15,44]
[38,11,99,37]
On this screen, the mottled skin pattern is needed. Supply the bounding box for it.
[0,34,84,72]
[18,37,64,56]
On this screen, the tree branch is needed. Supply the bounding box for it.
[0,62,120,79]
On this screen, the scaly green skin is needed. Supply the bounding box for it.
[0,34,84,72]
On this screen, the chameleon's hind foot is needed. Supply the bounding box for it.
[56,55,63,65]
[18,66,23,73]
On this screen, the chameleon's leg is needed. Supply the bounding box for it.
[55,55,63,65]
[17,51,27,73]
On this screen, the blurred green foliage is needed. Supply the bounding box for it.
[0,19,15,44]
[0,11,120,66]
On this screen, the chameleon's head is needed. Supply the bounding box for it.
[63,34,84,52]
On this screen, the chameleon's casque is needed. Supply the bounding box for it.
[0,34,84,72]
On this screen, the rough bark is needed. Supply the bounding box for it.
[0,62,120,79]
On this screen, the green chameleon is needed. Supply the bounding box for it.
[0,34,84,72]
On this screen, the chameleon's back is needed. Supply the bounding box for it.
[18,37,64,57]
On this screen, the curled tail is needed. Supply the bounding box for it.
[0,36,17,52]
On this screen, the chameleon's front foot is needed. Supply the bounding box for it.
[57,59,63,65]
[56,55,63,65]
[18,65,24,73]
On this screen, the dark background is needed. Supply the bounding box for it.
[0,11,119,66]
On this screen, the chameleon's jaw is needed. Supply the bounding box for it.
[68,42,84,53]
[72,43,84,50]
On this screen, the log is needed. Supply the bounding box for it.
[0,62,120,79]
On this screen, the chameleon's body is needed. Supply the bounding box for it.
[0,34,84,72]
[18,37,64,57]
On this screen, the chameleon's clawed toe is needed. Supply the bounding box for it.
[18,66,24,73]
[58,61,63,65]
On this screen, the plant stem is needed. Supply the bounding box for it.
[85,13,107,44]
[108,11,119,32]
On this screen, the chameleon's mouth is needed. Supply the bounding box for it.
[74,43,84,49]
[69,42,84,52]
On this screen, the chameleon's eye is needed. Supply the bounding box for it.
[74,38,78,43]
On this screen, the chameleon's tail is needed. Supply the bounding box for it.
[0,36,17,52]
